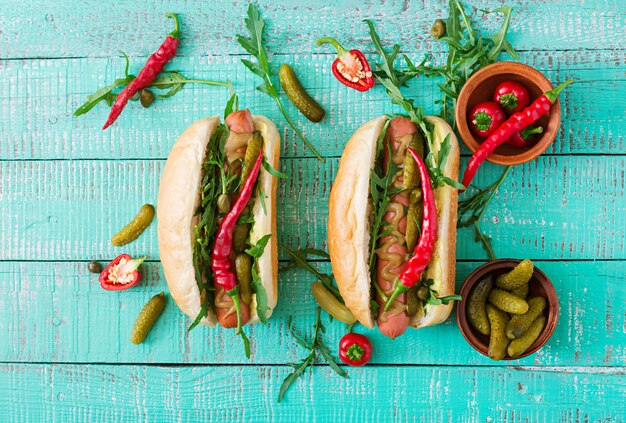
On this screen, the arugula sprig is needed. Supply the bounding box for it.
[278,309,347,403]
[236,4,324,162]
[74,52,230,117]
[458,166,511,260]
[279,244,339,298]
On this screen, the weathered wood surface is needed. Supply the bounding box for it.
[2,261,624,365]
[1,364,625,422]
[1,0,625,419]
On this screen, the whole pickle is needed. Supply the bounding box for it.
[111,204,155,246]
[130,292,166,344]
[406,286,419,317]
[486,304,510,360]
[510,284,529,299]
[235,253,253,305]
[496,259,534,290]
[506,297,547,339]
[240,131,264,185]
[507,315,547,358]
[467,276,493,335]
[233,206,251,253]
[489,288,529,314]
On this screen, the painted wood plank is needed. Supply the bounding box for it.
[0,50,624,160]
[1,0,624,59]
[0,156,623,262]
[0,363,624,422]
[2,260,624,366]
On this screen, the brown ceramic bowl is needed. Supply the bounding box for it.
[455,62,561,165]
[456,259,559,360]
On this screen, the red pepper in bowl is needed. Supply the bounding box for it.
[507,126,543,148]
[99,254,146,290]
[102,13,180,130]
[468,101,507,139]
[462,80,573,189]
[315,37,374,92]
[494,80,530,114]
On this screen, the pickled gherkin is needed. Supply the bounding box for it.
[496,259,534,290]
[486,304,510,360]
[235,253,253,305]
[467,276,493,335]
[402,133,423,190]
[507,315,546,358]
[510,284,529,299]
[406,286,419,317]
[506,297,547,339]
[130,292,166,344]
[311,282,356,324]
[111,204,155,246]
[233,206,251,253]
[240,131,264,184]
[489,288,529,314]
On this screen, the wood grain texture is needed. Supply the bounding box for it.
[0,156,623,262]
[1,0,625,59]
[1,260,624,365]
[0,50,624,160]
[1,363,624,422]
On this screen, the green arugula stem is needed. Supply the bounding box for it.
[274,99,325,162]
[150,78,230,87]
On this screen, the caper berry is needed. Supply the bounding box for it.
[140,89,155,108]
[217,194,231,214]
[430,19,446,39]
[417,286,430,301]
[88,261,102,274]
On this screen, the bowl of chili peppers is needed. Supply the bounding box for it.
[456,259,559,361]
[455,62,564,166]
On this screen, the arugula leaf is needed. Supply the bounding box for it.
[262,156,288,179]
[245,234,272,258]
[278,244,338,297]
[258,187,268,215]
[224,93,239,118]
[237,215,255,224]
[237,4,324,162]
[251,266,270,323]
[74,76,132,116]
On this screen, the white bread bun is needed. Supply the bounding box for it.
[328,116,459,330]
[157,115,280,327]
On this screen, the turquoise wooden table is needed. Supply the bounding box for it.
[1,0,625,421]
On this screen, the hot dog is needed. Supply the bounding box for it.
[157,110,280,330]
[328,115,460,338]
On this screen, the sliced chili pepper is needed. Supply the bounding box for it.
[102,14,180,130]
[99,254,146,290]
[315,37,374,92]
[462,80,573,189]
[211,151,263,339]
[384,148,437,311]
[507,125,543,148]
[339,333,373,366]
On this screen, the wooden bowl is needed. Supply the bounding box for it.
[455,62,561,165]
[456,259,559,360]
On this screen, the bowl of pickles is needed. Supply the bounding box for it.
[456,259,559,360]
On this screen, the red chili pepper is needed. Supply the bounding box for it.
[462,80,573,189]
[99,254,146,290]
[211,152,264,293]
[468,101,507,139]
[384,148,437,311]
[507,125,543,148]
[339,333,373,366]
[102,14,180,130]
[315,37,374,92]
[494,80,530,114]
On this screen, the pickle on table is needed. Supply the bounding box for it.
[311,282,356,324]
[241,131,264,184]
[467,276,493,335]
[495,259,534,290]
[507,315,547,358]
[486,304,510,360]
[510,283,529,299]
[489,288,529,314]
[235,253,253,305]
[130,292,167,344]
[279,64,325,123]
[506,297,547,339]
[111,204,155,246]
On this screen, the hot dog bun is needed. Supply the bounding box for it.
[328,116,459,330]
[157,115,280,327]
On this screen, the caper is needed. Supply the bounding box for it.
[430,19,446,39]
[409,188,423,205]
[140,89,155,108]
[417,286,430,301]
[217,194,231,214]
[87,261,102,274]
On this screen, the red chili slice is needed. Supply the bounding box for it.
[99,254,146,290]
[315,37,374,92]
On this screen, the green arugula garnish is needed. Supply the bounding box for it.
[279,244,339,298]
[250,266,269,323]
[236,4,324,162]
[422,279,463,315]
[74,52,230,117]
[245,234,272,258]
[458,166,511,260]
[278,309,347,403]
[262,156,288,180]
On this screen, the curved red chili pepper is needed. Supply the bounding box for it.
[316,37,374,92]
[461,80,573,189]
[384,148,437,311]
[102,13,180,130]
[211,151,264,293]
[507,125,543,148]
